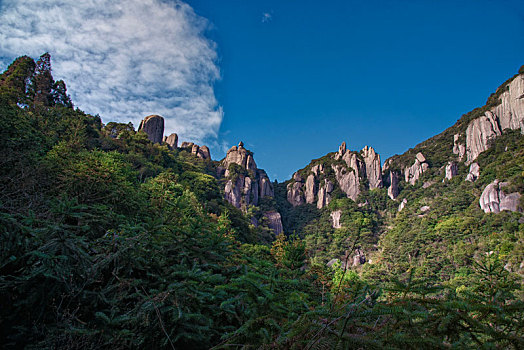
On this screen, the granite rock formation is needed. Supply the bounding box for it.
[465,163,480,182]
[453,134,466,161]
[138,115,164,144]
[361,145,382,189]
[221,142,275,210]
[317,179,334,209]
[387,171,399,200]
[466,111,501,164]
[398,198,408,212]
[330,210,342,229]
[404,152,429,185]
[444,161,458,181]
[179,142,211,160]
[491,74,524,132]
[264,211,283,235]
[164,133,178,150]
[479,180,522,213]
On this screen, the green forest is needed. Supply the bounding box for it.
[1,54,523,349]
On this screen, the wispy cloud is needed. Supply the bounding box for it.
[262,12,272,23]
[0,0,222,144]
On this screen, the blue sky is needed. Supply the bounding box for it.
[186,0,524,180]
[1,0,523,181]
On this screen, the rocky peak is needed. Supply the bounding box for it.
[361,145,382,189]
[220,143,275,212]
[138,114,164,144]
[163,133,178,150]
[222,142,256,172]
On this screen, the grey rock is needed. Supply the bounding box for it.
[258,169,274,198]
[264,211,283,235]
[361,145,382,189]
[491,75,524,132]
[331,210,342,229]
[221,143,273,210]
[287,181,305,207]
[305,174,317,204]
[444,161,458,180]
[311,164,324,176]
[332,164,360,200]
[326,258,339,267]
[180,141,193,148]
[404,155,429,185]
[352,249,366,266]
[466,111,502,163]
[479,180,522,213]
[415,152,426,163]
[387,171,399,200]
[465,163,480,182]
[222,142,257,170]
[164,133,178,150]
[453,134,466,161]
[317,179,334,209]
[420,205,430,212]
[138,114,164,143]
[398,198,408,212]
[199,145,211,159]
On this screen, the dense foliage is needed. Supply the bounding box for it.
[1,55,523,349]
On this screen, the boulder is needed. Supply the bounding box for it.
[465,163,480,182]
[199,145,211,159]
[138,114,164,143]
[404,154,429,185]
[465,111,502,163]
[479,180,522,213]
[331,210,342,229]
[444,161,458,180]
[164,133,178,149]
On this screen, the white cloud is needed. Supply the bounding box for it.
[0,0,222,143]
[262,12,272,23]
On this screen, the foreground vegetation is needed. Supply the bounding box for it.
[1,54,522,349]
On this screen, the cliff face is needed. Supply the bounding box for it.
[218,142,283,235]
[285,142,383,209]
[219,142,275,209]
[138,115,164,144]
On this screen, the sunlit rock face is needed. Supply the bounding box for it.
[465,163,480,182]
[465,111,502,164]
[361,145,382,189]
[221,142,274,209]
[404,152,429,185]
[492,74,524,132]
[479,180,521,213]
[138,114,164,144]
